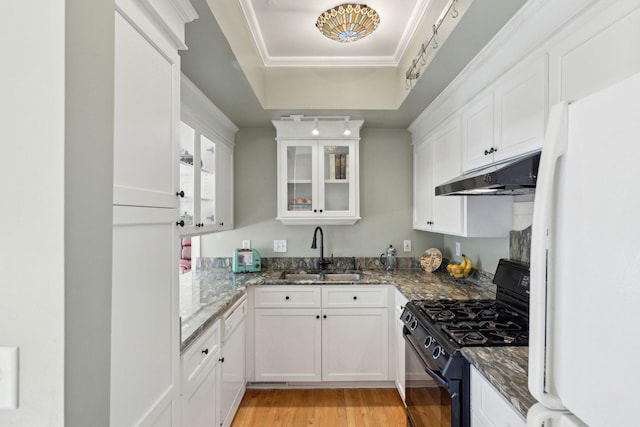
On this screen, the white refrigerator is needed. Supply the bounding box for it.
[528,71,640,426]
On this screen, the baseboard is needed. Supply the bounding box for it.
[247,381,396,390]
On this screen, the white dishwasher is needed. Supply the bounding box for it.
[219,295,247,427]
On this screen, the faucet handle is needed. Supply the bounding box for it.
[318,257,333,270]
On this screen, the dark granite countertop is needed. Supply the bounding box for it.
[179,267,532,418]
[462,346,535,418]
[180,268,494,350]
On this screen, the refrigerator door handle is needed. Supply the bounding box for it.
[529,102,568,409]
[527,403,586,427]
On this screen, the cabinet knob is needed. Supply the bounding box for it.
[176,190,185,198]
[176,220,185,227]
[219,222,224,226]
[285,296,290,300]
[316,315,320,319]
[323,315,327,319]
[219,357,225,363]
[202,348,208,355]
[319,209,323,213]
[313,209,318,213]
[353,296,358,300]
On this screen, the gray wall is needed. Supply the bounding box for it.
[1,1,113,426]
[65,0,114,425]
[202,127,443,258]
[442,235,509,274]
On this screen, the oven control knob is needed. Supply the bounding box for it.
[410,320,418,331]
[433,346,444,360]
[403,312,412,323]
[423,336,434,349]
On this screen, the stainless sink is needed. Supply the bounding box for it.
[278,271,363,282]
[323,272,363,281]
[278,272,323,280]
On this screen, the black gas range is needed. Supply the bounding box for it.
[401,258,530,427]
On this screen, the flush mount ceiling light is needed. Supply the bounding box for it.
[316,3,380,43]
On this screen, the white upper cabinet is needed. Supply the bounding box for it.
[274,119,363,225]
[431,118,464,234]
[179,75,237,235]
[461,56,547,172]
[549,1,640,104]
[493,55,547,163]
[215,142,234,231]
[113,9,180,209]
[413,116,465,235]
[461,93,494,172]
[111,1,197,426]
[414,116,512,237]
[412,139,433,231]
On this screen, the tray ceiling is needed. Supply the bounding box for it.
[239,0,430,66]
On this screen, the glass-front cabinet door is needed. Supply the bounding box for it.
[178,121,218,234]
[277,139,358,225]
[179,122,196,227]
[284,141,316,218]
[199,134,216,227]
[319,141,354,216]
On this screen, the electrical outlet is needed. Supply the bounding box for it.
[242,240,251,249]
[403,240,412,252]
[0,346,19,409]
[455,242,461,257]
[273,240,287,253]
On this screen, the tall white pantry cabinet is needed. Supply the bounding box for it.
[111,1,197,426]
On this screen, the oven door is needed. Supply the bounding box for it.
[404,331,463,427]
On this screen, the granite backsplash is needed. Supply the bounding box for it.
[509,225,532,265]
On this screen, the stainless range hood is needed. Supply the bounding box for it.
[435,151,540,196]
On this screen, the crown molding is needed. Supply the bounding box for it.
[181,74,238,147]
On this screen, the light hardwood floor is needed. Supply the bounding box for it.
[231,388,406,427]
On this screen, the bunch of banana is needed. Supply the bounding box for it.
[446,254,473,279]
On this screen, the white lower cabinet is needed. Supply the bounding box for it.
[322,307,388,381]
[470,365,525,427]
[111,206,180,427]
[181,320,221,427]
[254,307,323,382]
[220,298,247,427]
[253,286,389,383]
[181,298,248,427]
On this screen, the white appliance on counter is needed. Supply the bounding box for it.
[528,71,640,426]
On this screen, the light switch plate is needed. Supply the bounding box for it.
[0,346,19,409]
[403,240,412,252]
[273,240,287,253]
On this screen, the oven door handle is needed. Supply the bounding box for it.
[403,331,449,388]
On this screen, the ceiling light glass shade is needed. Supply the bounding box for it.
[343,120,352,136]
[316,3,380,43]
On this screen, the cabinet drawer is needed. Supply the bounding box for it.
[322,286,388,308]
[181,319,221,390]
[223,296,247,341]
[254,286,321,308]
